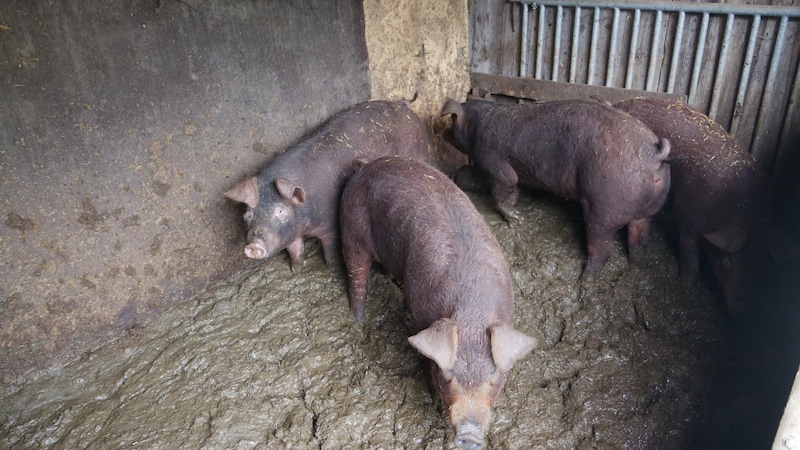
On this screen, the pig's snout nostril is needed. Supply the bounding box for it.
[244,243,268,259]
[454,424,485,450]
[453,436,483,450]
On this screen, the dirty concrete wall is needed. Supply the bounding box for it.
[0,0,371,383]
[363,0,470,171]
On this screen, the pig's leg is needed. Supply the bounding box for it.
[677,230,701,282]
[626,217,652,264]
[343,245,373,323]
[488,163,521,224]
[319,232,342,266]
[286,238,305,272]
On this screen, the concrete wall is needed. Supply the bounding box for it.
[0,0,470,384]
[0,0,372,383]
[363,0,470,171]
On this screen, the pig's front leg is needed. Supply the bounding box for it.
[488,163,522,224]
[286,238,305,272]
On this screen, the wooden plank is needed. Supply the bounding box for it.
[470,72,686,104]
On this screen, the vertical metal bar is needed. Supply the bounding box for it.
[752,15,789,168]
[570,6,581,83]
[553,5,563,81]
[520,3,530,78]
[606,7,620,86]
[730,14,761,137]
[536,5,545,79]
[646,10,664,91]
[775,56,800,177]
[709,13,735,120]
[667,11,685,94]
[688,12,710,108]
[588,6,600,85]
[625,9,641,89]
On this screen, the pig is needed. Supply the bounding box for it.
[340,155,537,449]
[613,98,776,310]
[441,98,672,276]
[224,98,431,269]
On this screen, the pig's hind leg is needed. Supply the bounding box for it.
[342,242,373,324]
[626,217,653,264]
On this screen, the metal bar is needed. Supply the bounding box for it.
[553,5,563,81]
[606,7,620,86]
[587,6,600,85]
[667,10,685,93]
[775,56,800,176]
[709,13,735,120]
[688,12,709,109]
[625,9,641,89]
[730,14,761,137]
[520,3,530,78]
[570,6,581,82]
[646,10,663,91]
[536,4,546,79]
[752,15,789,168]
[510,0,800,18]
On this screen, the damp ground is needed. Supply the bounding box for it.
[1,191,796,449]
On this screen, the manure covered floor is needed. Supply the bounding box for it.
[2,191,794,449]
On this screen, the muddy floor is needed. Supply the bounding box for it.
[2,190,795,449]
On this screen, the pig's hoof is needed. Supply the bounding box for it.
[498,206,522,226]
[352,305,366,324]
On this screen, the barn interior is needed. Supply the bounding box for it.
[1,1,799,448]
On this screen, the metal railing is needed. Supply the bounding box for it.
[509,0,800,169]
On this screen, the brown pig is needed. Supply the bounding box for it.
[224,98,431,270]
[441,98,672,276]
[340,156,538,449]
[614,98,778,310]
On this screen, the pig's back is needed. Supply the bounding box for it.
[615,98,770,224]
[348,156,514,330]
[473,100,661,199]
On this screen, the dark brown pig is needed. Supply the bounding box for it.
[441,98,672,275]
[340,156,537,449]
[224,99,431,269]
[614,98,776,310]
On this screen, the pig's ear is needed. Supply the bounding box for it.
[224,177,259,209]
[440,99,465,128]
[274,178,306,206]
[490,325,537,373]
[408,319,458,371]
[704,225,747,253]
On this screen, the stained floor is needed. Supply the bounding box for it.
[2,190,795,449]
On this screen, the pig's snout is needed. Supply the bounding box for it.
[454,422,485,449]
[244,241,268,259]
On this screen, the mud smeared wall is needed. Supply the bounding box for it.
[0,0,371,382]
[363,0,469,171]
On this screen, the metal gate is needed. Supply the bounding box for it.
[471,0,800,173]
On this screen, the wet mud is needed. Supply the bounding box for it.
[1,192,729,448]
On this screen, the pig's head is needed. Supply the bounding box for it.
[408,319,537,449]
[704,224,798,312]
[440,99,473,156]
[224,176,307,267]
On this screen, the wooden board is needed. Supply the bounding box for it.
[471,72,686,104]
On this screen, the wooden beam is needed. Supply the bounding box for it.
[470,72,686,104]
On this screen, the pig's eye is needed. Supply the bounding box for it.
[488,368,501,385]
[243,208,254,224]
[438,369,455,386]
[273,206,289,223]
